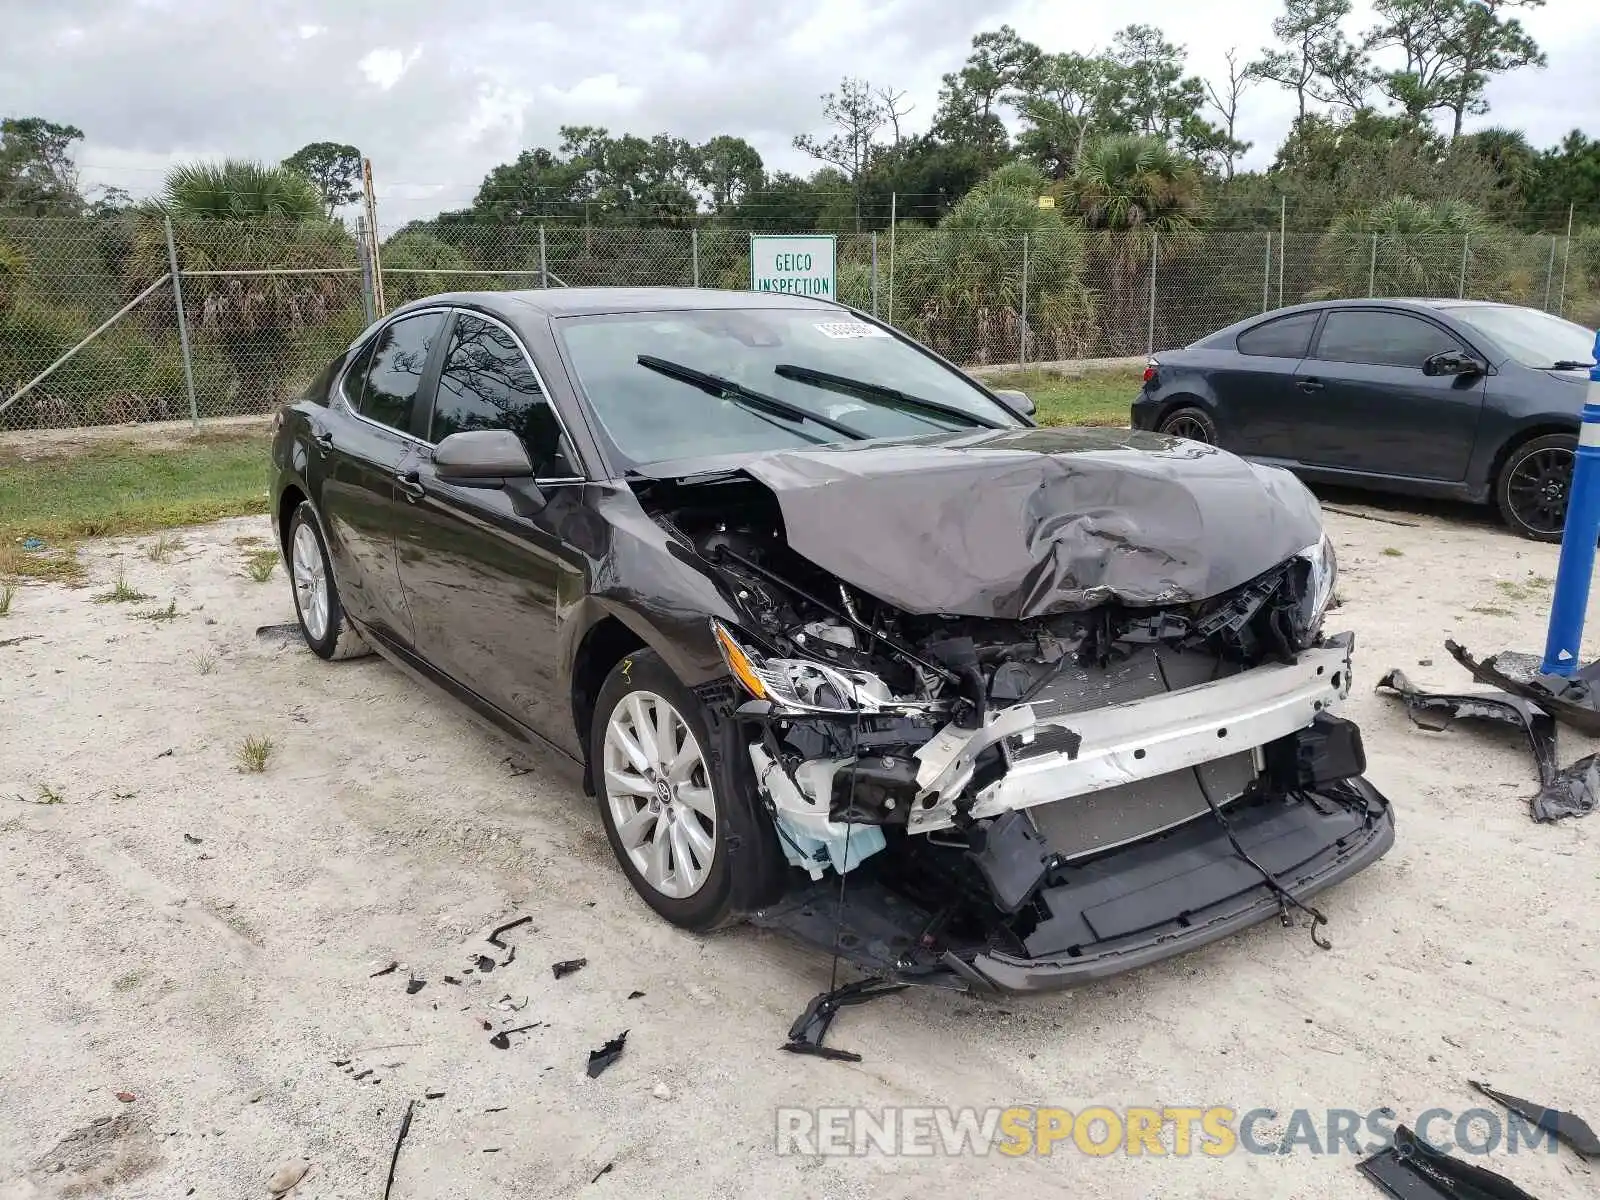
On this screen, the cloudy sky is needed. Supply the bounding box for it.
[2,0,1596,228]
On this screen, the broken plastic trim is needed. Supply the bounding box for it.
[1468,1080,1600,1160]
[1446,639,1600,737]
[782,977,908,1063]
[1358,1124,1543,1200]
[1376,668,1598,822]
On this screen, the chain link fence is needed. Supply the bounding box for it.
[2,215,1595,432]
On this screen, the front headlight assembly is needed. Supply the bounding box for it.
[712,620,920,714]
[1297,532,1338,632]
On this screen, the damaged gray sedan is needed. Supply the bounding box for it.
[270,287,1394,996]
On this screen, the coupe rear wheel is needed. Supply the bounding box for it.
[1157,406,1218,445]
[286,503,371,660]
[1496,433,1575,542]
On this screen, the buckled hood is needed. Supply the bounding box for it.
[731,426,1324,619]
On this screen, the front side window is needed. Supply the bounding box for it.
[431,313,576,477]
[554,307,1020,467]
[1440,304,1596,369]
[1313,310,1460,368]
[1236,312,1319,358]
[356,312,444,432]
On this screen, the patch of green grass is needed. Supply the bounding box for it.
[194,649,217,675]
[0,584,11,615]
[232,534,265,547]
[243,548,278,582]
[145,533,185,563]
[35,784,64,805]
[1381,547,1404,557]
[92,568,151,605]
[237,735,274,773]
[1470,604,1515,617]
[0,432,269,579]
[0,541,84,584]
[110,788,138,802]
[134,600,180,622]
[979,367,1145,428]
[112,969,146,992]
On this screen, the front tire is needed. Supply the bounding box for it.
[286,502,371,661]
[1157,405,1218,445]
[590,648,782,931]
[1496,433,1575,542]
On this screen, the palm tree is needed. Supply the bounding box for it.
[1320,196,1504,300]
[897,161,1096,363]
[125,160,360,412]
[1063,136,1204,348]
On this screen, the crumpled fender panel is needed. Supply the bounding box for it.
[740,426,1323,619]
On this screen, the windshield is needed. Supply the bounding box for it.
[1442,304,1596,369]
[554,307,1020,467]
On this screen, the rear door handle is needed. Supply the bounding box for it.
[395,470,425,502]
[1296,378,1324,393]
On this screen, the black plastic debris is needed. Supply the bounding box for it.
[1447,640,1600,737]
[1469,1080,1600,1160]
[586,1031,628,1078]
[331,1059,351,1067]
[405,977,425,995]
[381,1099,414,1200]
[424,1090,445,1100]
[552,958,588,980]
[783,978,907,1063]
[1377,668,1598,821]
[475,954,496,973]
[489,1023,540,1050]
[486,916,533,948]
[503,757,533,777]
[370,962,399,978]
[183,833,202,845]
[501,945,516,967]
[591,1162,614,1183]
[965,811,1051,914]
[352,1069,373,1081]
[1359,1124,1542,1200]
[627,990,645,1000]
[443,976,461,985]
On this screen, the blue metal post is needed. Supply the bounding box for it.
[1541,329,1600,675]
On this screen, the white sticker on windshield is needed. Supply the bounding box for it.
[814,321,890,339]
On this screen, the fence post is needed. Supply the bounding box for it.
[887,191,897,326]
[871,231,879,316]
[1277,196,1287,308]
[1557,203,1575,317]
[1545,237,1558,310]
[1146,233,1158,356]
[539,225,549,289]
[163,214,200,429]
[355,215,377,326]
[1262,232,1271,313]
[1458,234,1470,299]
[1019,233,1030,367]
[691,228,700,288]
[1368,232,1377,297]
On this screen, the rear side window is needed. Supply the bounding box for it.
[356,312,444,432]
[1314,310,1461,368]
[1236,312,1319,358]
[431,314,578,477]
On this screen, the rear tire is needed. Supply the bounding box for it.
[1157,405,1218,445]
[286,503,371,661]
[1495,433,1575,542]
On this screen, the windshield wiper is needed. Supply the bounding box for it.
[774,363,1003,429]
[1540,360,1595,371]
[637,355,867,441]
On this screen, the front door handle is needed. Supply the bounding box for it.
[1296,378,1325,393]
[311,428,334,451]
[395,470,425,502]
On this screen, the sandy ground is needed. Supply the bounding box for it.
[1,496,1598,1200]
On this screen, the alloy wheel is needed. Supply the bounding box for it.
[1506,445,1573,536]
[1162,413,1213,444]
[602,690,717,899]
[291,523,330,642]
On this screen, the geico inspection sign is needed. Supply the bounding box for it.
[750,234,837,298]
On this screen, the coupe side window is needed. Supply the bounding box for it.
[431,314,577,478]
[1236,312,1319,358]
[1314,310,1461,368]
[357,313,444,432]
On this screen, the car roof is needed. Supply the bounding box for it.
[389,286,848,322]
[1252,297,1523,319]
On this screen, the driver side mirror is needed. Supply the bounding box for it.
[1423,350,1484,378]
[433,430,534,487]
[992,388,1036,418]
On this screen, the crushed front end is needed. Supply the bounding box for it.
[638,462,1394,994]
